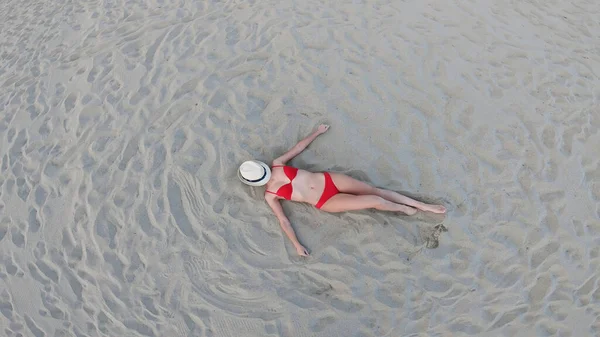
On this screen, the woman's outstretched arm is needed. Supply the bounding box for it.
[265,195,309,256]
[273,124,330,165]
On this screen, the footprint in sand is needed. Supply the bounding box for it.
[424,224,448,249]
[407,224,448,261]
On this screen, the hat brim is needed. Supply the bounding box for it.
[238,161,271,186]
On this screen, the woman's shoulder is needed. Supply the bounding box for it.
[271,161,287,167]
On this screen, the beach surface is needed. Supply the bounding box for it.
[1,0,599,336]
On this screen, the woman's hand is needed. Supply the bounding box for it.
[317,124,330,134]
[296,244,310,257]
[273,124,330,164]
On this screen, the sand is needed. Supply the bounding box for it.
[1,0,599,336]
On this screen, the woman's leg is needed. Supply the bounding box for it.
[329,173,446,214]
[376,189,446,213]
[318,193,417,215]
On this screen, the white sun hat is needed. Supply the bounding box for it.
[238,160,272,186]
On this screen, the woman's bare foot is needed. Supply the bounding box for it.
[418,204,446,214]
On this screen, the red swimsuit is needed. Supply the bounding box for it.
[265,165,339,209]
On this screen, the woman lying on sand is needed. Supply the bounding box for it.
[238,124,446,256]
